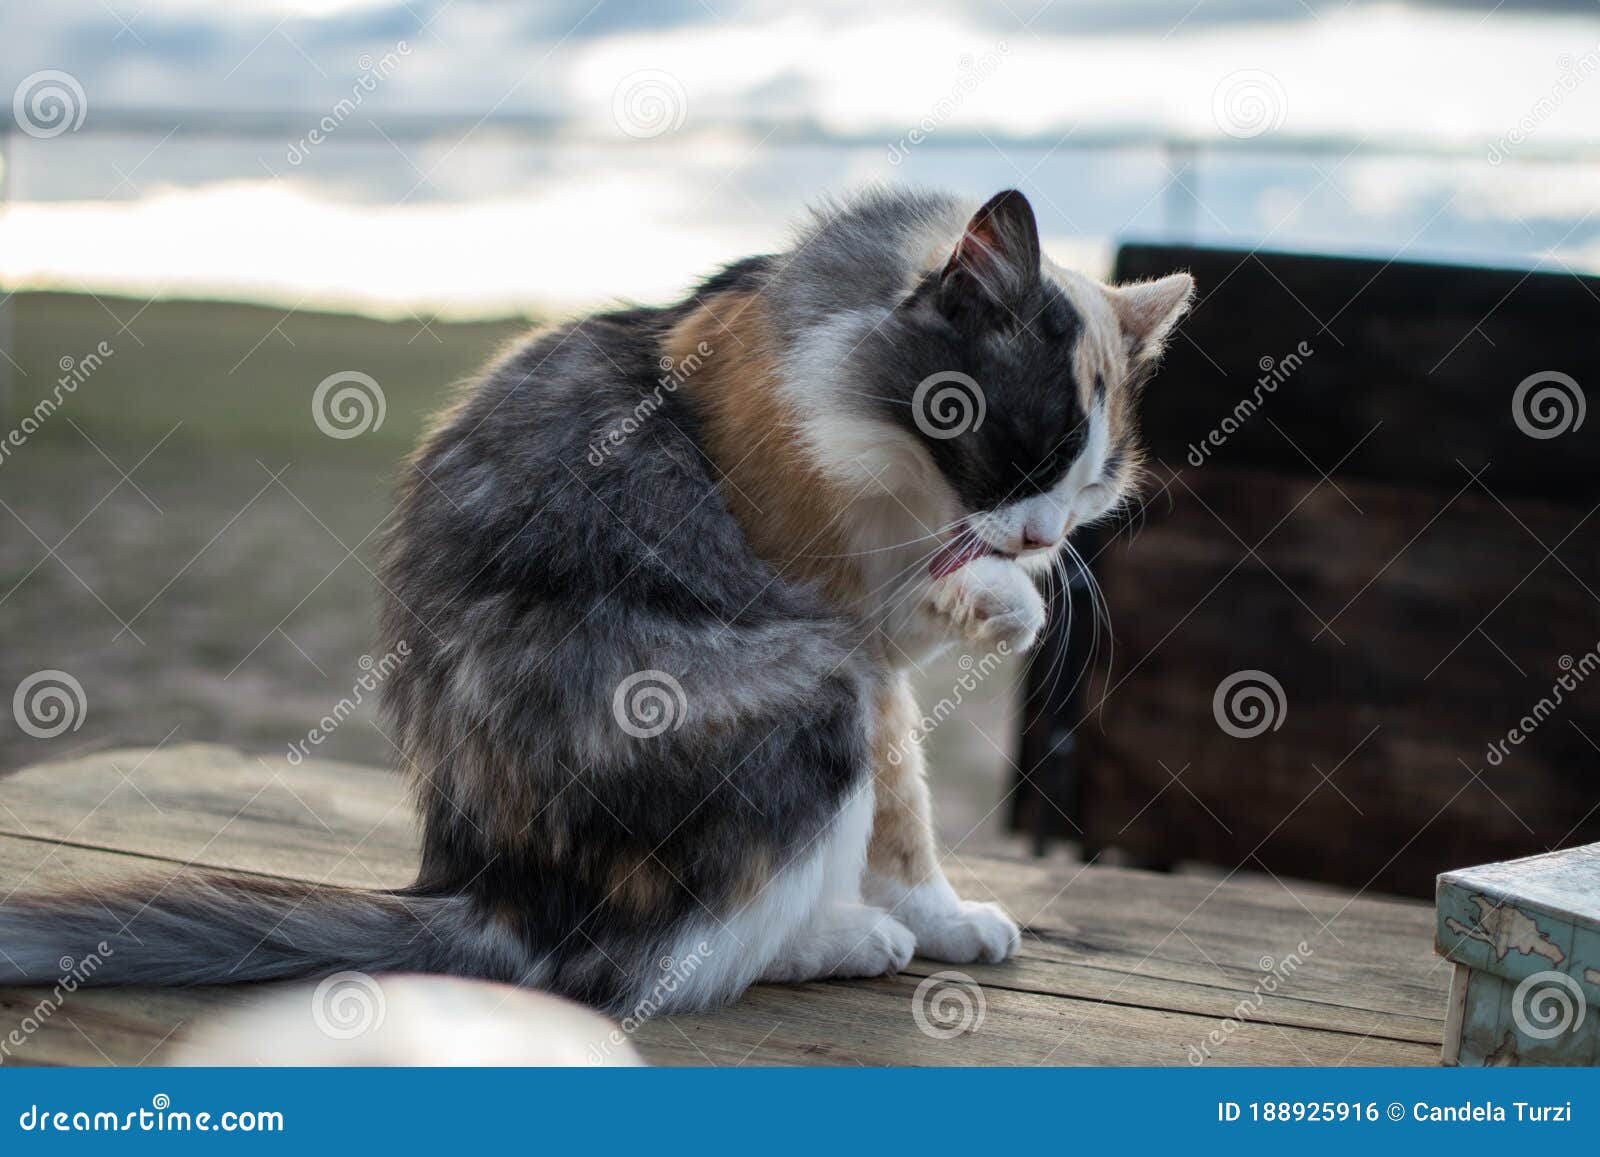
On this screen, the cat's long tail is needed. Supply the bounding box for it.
[0,874,524,986]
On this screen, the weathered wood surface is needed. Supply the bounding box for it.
[0,744,1449,1066]
[1114,244,1600,502]
[1072,466,1600,897]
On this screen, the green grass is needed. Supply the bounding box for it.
[7,292,529,457]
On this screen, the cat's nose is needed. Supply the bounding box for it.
[1021,525,1059,551]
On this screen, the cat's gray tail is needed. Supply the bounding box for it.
[0,874,524,987]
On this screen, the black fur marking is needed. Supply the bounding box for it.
[883,278,1090,512]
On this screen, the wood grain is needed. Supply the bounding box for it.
[1076,467,1600,898]
[0,745,1447,1066]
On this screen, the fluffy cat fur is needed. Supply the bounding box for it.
[0,188,1192,1015]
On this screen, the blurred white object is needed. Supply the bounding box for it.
[172,973,644,1066]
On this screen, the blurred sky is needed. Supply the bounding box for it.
[3,0,1599,315]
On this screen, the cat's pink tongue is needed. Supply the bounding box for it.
[929,527,993,580]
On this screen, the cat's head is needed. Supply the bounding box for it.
[856,189,1192,573]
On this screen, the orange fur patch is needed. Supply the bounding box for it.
[664,291,865,603]
[866,676,940,887]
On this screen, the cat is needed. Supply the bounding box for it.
[0,188,1192,1017]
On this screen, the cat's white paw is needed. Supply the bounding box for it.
[930,555,1046,653]
[837,910,918,978]
[762,905,915,983]
[913,899,1021,964]
[873,878,1022,965]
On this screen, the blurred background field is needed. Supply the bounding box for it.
[1,293,521,763]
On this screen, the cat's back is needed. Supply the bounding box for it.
[384,301,829,639]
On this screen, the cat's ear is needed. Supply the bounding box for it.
[1108,273,1194,362]
[937,189,1041,325]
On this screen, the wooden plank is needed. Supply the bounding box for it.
[0,852,1432,1066]
[1075,467,1600,898]
[630,978,1434,1067]
[942,856,1446,1044]
[0,776,1446,1042]
[1113,244,1600,503]
[0,743,416,888]
[1,956,1435,1069]
[0,746,1447,1065]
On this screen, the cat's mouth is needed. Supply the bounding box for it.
[929,525,1015,579]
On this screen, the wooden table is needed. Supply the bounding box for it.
[0,745,1449,1066]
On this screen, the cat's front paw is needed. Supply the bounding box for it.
[913,899,1021,965]
[847,910,919,977]
[930,555,1046,653]
[763,905,916,983]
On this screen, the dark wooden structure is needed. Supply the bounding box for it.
[1016,245,1600,898]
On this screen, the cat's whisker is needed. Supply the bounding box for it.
[1022,554,1074,714]
[802,516,969,560]
[1041,555,1086,704]
[1064,538,1116,722]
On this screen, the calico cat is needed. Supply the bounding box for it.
[0,188,1191,1016]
